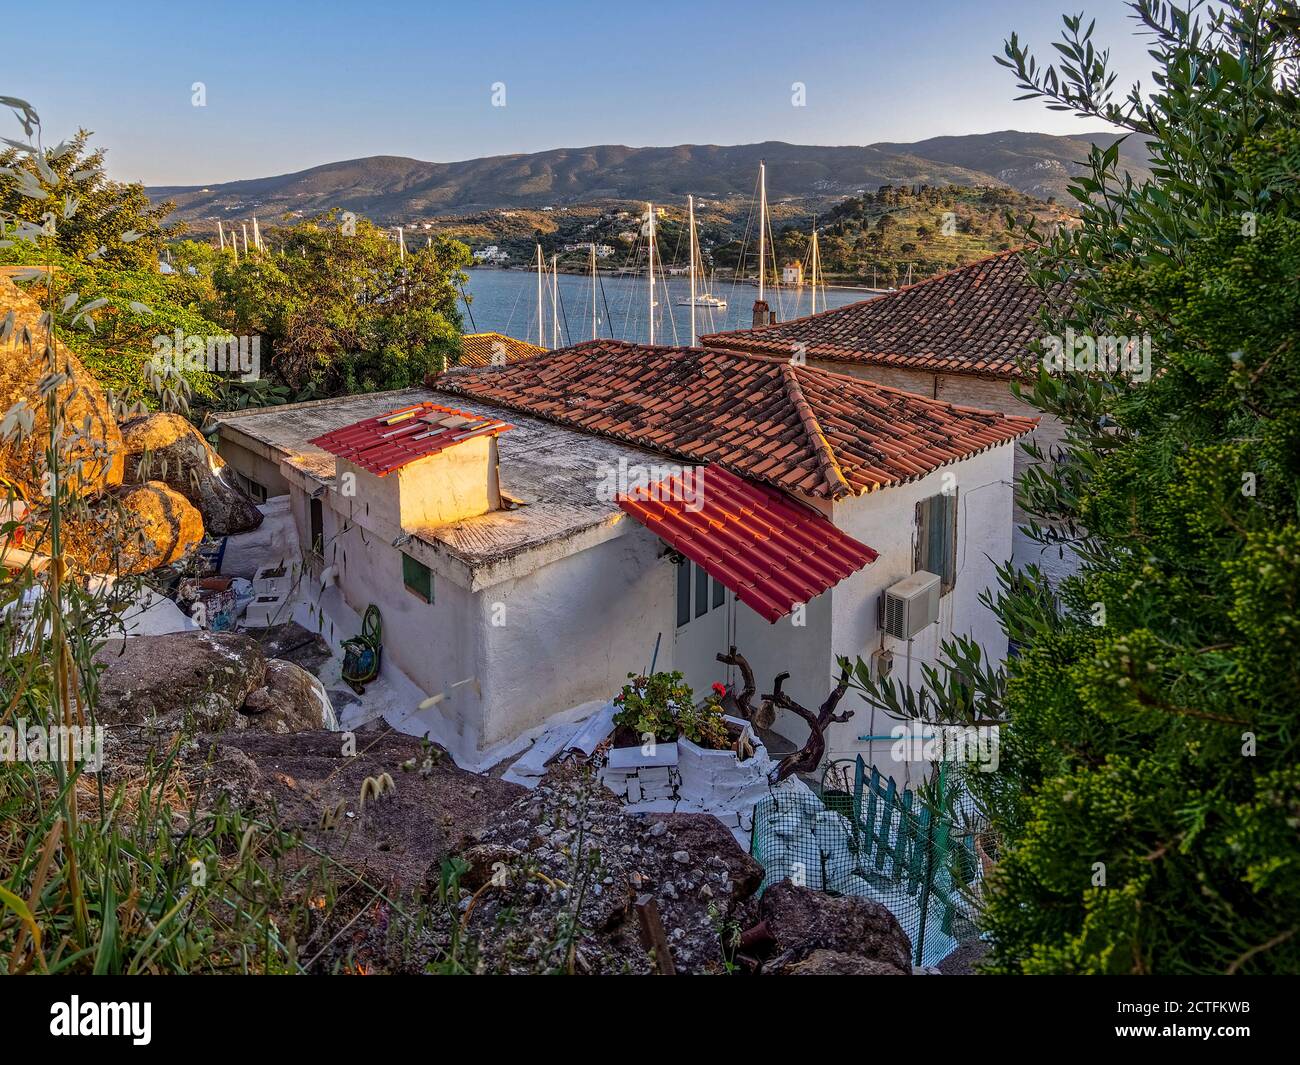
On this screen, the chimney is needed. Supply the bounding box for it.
[752,300,776,328]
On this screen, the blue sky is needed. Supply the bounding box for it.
[6,0,1154,185]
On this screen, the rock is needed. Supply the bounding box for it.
[0,274,124,497]
[120,412,262,535]
[64,480,204,574]
[758,881,913,976]
[650,814,764,899]
[241,659,338,733]
[672,850,690,865]
[93,630,267,731]
[457,843,523,890]
[784,949,909,976]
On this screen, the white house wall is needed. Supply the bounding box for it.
[824,443,1015,774]
[476,526,673,748]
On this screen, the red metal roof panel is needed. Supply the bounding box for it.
[309,402,513,476]
[617,465,878,624]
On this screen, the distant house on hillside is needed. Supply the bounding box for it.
[703,250,1074,581]
[210,341,1032,765]
[456,332,546,368]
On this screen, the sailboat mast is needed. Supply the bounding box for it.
[810,223,820,315]
[590,244,598,340]
[551,255,559,348]
[688,195,697,347]
[758,162,766,303]
[536,244,545,348]
[647,202,655,346]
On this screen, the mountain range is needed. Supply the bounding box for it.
[147,130,1150,227]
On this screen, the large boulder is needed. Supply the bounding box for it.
[106,481,204,573]
[93,630,268,732]
[120,412,263,535]
[0,273,124,497]
[241,658,338,733]
[25,480,204,575]
[757,880,913,975]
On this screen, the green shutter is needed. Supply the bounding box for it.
[402,552,433,602]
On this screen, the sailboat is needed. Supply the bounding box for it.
[676,195,727,312]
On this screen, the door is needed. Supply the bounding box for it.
[672,557,733,698]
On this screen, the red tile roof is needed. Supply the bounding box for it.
[457,332,547,368]
[432,340,1035,500]
[309,402,512,477]
[617,465,878,622]
[702,250,1071,379]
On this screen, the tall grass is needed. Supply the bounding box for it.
[0,96,301,974]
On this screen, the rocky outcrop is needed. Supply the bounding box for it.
[92,630,332,735]
[0,274,124,497]
[242,658,337,733]
[94,630,267,732]
[756,880,913,975]
[454,769,765,974]
[783,949,910,976]
[120,412,263,535]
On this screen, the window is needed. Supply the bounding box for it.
[915,491,958,594]
[309,498,324,557]
[676,559,692,627]
[238,472,267,503]
[402,552,433,603]
[676,558,728,626]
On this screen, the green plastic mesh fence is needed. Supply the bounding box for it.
[750,756,982,968]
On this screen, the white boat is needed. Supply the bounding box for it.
[676,293,727,308]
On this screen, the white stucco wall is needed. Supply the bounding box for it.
[822,444,1015,773]
[476,525,673,747]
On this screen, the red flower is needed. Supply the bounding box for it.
[711,682,727,696]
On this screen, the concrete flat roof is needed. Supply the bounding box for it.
[210,388,676,567]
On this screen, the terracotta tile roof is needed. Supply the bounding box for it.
[457,332,547,368]
[309,402,512,477]
[702,250,1070,379]
[618,465,878,623]
[431,340,1036,500]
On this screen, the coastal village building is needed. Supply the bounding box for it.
[212,340,1034,766]
[703,250,1074,581]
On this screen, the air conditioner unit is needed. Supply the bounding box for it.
[883,571,940,640]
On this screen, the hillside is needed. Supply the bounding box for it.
[148,131,1151,229]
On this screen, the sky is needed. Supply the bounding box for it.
[5,0,1156,186]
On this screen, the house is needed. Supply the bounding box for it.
[210,341,1033,767]
[702,250,1074,581]
[456,332,546,369]
[782,261,803,285]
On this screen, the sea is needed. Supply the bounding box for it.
[457,268,879,347]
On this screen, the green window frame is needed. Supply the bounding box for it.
[402,551,433,603]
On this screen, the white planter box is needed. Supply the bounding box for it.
[677,716,773,812]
